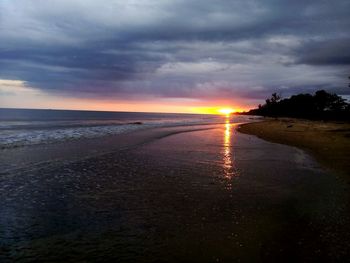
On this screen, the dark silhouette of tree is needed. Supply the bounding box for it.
[265,93,281,105]
[314,90,347,112]
[246,90,349,121]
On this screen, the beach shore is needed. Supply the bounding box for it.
[238,118,350,177]
[1,121,350,261]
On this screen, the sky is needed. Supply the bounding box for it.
[0,0,349,113]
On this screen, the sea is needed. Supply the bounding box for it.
[0,108,252,149]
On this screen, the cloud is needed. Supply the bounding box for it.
[0,79,36,96]
[294,38,350,65]
[0,0,349,106]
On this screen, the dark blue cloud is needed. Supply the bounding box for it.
[0,0,349,101]
[294,38,350,66]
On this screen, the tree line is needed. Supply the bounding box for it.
[246,90,350,121]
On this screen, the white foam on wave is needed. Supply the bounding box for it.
[0,123,149,149]
[0,115,259,149]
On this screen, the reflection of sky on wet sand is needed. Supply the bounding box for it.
[223,117,238,188]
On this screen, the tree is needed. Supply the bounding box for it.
[249,89,349,120]
[314,90,331,111]
[314,90,347,111]
[265,93,281,105]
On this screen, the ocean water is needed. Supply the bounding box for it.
[0,108,254,149]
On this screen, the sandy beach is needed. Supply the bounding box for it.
[1,120,350,262]
[238,119,350,178]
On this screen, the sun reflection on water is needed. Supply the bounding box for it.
[222,117,237,188]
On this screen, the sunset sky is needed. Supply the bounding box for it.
[0,0,349,113]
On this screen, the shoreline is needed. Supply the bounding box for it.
[238,118,350,178]
[2,120,350,261]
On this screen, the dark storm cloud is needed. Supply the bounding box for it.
[295,38,350,66]
[0,0,349,101]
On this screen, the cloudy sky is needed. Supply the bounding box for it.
[0,0,349,112]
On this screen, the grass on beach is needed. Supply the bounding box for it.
[238,119,350,178]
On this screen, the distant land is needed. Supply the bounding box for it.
[243,90,350,121]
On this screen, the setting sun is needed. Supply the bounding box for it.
[218,108,235,115]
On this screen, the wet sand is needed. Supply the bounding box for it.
[1,122,350,262]
[238,119,350,177]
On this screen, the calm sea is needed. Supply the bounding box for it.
[0,108,245,148]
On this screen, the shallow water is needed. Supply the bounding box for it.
[1,121,349,262]
[1,108,246,148]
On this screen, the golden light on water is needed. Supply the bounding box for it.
[223,117,234,182]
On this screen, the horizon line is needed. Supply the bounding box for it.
[1,106,246,115]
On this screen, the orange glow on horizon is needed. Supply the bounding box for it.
[1,83,250,114]
[191,107,244,115]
